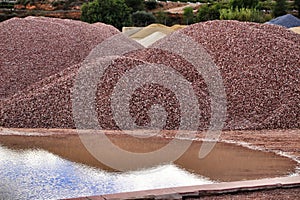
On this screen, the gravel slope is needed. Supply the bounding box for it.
[0,16,119,100]
[1,20,299,130]
[179,20,300,130]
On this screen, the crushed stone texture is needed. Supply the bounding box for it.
[0,19,299,130]
[266,14,300,28]
[0,16,119,99]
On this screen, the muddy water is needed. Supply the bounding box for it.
[0,131,297,182]
[0,145,212,199]
[0,130,297,199]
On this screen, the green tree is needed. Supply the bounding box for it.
[273,0,287,17]
[125,0,144,12]
[197,3,221,22]
[132,11,156,26]
[156,10,168,25]
[81,0,131,30]
[183,6,194,25]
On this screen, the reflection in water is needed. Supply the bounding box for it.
[0,145,212,200]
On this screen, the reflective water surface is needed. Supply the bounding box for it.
[0,145,212,200]
[0,130,297,200]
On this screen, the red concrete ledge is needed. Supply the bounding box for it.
[66,176,300,200]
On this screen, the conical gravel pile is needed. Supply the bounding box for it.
[0,16,119,100]
[266,14,300,28]
[1,20,299,131]
[177,20,300,130]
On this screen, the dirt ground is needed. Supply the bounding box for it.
[217,129,300,160]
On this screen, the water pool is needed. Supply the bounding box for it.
[0,130,297,199]
[0,145,212,199]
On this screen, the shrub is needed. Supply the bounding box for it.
[81,0,131,30]
[220,8,269,23]
[132,11,156,26]
[145,0,157,10]
[229,0,259,9]
[125,0,144,12]
[197,3,222,22]
[273,0,287,17]
[257,0,275,11]
[155,10,168,25]
[183,6,194,25]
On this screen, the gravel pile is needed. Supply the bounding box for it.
[130,24,175,39]
[290,26,300,34]
[266,14,300,28]
[0,64,79,128]
[179,20,300,130]
[1,20,299,130]
[136,32,167,47]
[0,16,119,100]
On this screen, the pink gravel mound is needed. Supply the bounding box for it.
[1,20,299,130]
[0,16,119,99]
[0,64,79,128]
[178,20,300,130]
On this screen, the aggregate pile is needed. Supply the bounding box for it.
[129,24,177,39]
[1,19,299,131]
[179,20,300,130]
[0,16,119,99]
[266,14,300,28]
[136,31,167,47]
[126,24,186,47]
[290,26,300,34]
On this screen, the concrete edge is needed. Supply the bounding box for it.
[65,176,300,200]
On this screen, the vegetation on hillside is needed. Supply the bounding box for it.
[1,0,299,27]
[296,0,300,16]
[81,0,131,30]
[273,0,287,17]
[132,10,156,26]
[183,6,194,24]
